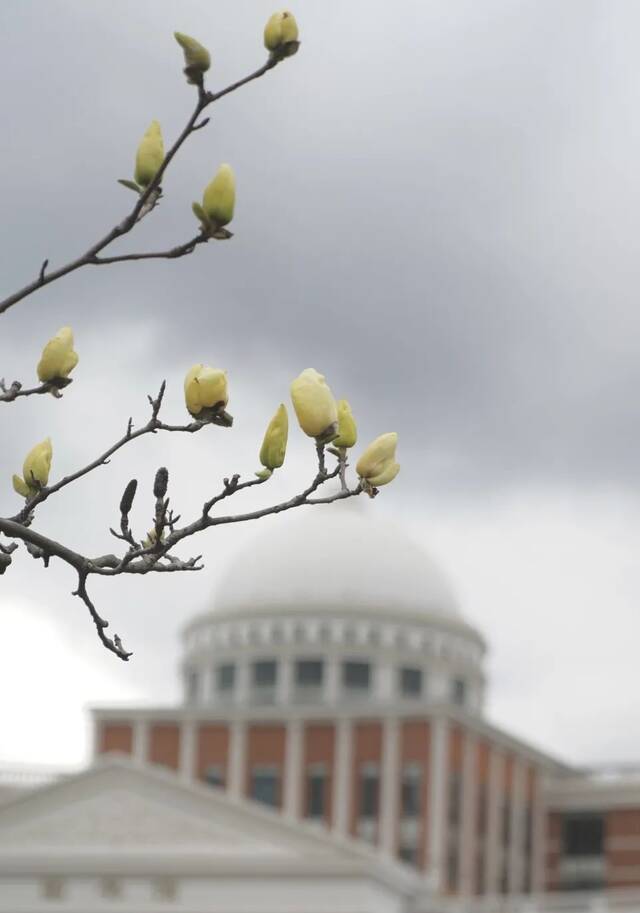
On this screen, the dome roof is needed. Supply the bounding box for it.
[210,496,467,629]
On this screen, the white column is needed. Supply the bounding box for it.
[325,655,340,704]
[283,719,303,820]
[376,662,394,703]
[379,718,400,854]
[485,748,503,896]
[459,731,477,897]
[236,658,250,705]
[427,714,449,890]
[508,758,526,895]
[277,657,292,705]
[132,718,148,766]
[532,772,546,894]
[179,719,195,782]
[228,720,247,798]
[333,718,352,836]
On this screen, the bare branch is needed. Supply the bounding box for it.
[0,457,363,661]
[0,58,282,317]
[9,383,232,524]
[0,377,72,403]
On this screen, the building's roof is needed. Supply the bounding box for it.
[209,495,469,629]
[0,755,417,897]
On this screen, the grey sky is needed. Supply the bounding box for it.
[1,0,639,768]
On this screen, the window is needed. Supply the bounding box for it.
[186,668,199,701]
[41,877,64,900]
[502,799,511,846]
[216,663,235,691]
[398,844,419,866]
[359,764,379,817]
[205,764,224,787]
[252,659,277,687]
[452,677,467,706]
[401,764,422,817]
[563,813,604,857]
[250,766,279,807]
[306,765,327,819]
[448,771,462,826]
[343,660,370,690]
[400,666,423,697]
[295,659,324,687]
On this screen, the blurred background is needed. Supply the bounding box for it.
[1,0,639,770]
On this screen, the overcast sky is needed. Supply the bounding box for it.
[1,0,639,770]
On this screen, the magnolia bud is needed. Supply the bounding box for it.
[195,164,236,232]
[120,478,138,515]
[334,399,357,449]
[37,327,79,383]
[184,364,229,416]
[153,467,169,499]
[356,432,400,488]
[141,528,164,549]
[259,404,288,473]
[264,11,299,56]
[290,368,338,442]
[174,32,211,85]
[13,437,53,497]
[134,120,164,188]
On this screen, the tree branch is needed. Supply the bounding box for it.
[0,58,281,317]
[0,377,72,403]
[9,381,232,524]
[0,452,363,661]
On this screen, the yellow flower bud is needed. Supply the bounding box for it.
[12,474,34,499]
[142,528,164,549]
[260,404,288,472]
[184,364,229,416]
[356,433,399,487]
[333,399,357,449]
[264,11,299,53]
[134,120,164,188]
[290,368,338,442]
[200,164,236,229]
[37,327,78,383]
[14,437,53,497]
[174,32,211,84]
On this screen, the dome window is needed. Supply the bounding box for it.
[343,660,371,692]
[251,659,278,703]
[400,667,423,698]
[451,677,467,707]
[216,663,235,694]
[295,659,324,687]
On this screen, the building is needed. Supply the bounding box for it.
[1,499,639,911]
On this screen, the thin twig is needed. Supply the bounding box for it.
[0,59,280,317]
[0,377,71,403]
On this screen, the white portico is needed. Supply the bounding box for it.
[0,756,416,913]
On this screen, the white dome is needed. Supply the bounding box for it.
[211,496,466,628]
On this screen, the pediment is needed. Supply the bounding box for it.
[0,786,275,851]
[0,761,304,857]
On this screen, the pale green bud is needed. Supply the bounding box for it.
[134,121,164,188]
[37,327,78,383]
[184,364,229,416]
[260,404,288,471]
[200,164,236,229]
[14,437,53,497]
[290,368,338,442]
[264,11,299,55]
[174,32,211,85]
[356,433,399,488]
[334,399,357,448]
